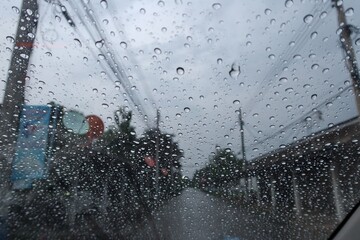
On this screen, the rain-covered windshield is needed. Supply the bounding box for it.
[1,0,360,239]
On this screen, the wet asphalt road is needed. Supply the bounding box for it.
[134,188,332,240]
[135,188,273,240]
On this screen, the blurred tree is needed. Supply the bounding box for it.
[194,148,243,188]
[136,129,184,201]
[101,107,137,162]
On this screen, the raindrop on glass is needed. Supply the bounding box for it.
[20,53,29,59]
[184,107,190,113]
[320,11,328,19]
[310,31,318,39]
[12,6,20,14]
[285,0,293,8]
[120,41,127,49]
[102,103,109,108]
[6,36,15,43]
[264,8,272,15]
[176,67,185,75]
[212,3,222,10]
[95,39,104,48]
[311,64,319,70]
[279,77,288,83]
[140,8,146,14]
[345,8,354,16]
[229,63,241,79]
[154,48,162,54]
[268,54,275,60]
[326,102,333,107]
[74,38,82,47]
[355,38,360,46]
[303,14,314,24]
[100,0,108,9]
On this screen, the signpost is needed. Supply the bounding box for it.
[11,105,52,189]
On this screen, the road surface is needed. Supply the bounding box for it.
[133,188,333,240]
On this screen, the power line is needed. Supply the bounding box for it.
[242,2,333,115]
[250,85,352,147]
[77,1,153,122]
[60,0,155,128]
[201,2,333,154]
[85,0,158,110]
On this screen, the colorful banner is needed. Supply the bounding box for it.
[11,105,52,184]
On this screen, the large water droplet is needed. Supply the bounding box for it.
[310,31,318,39]
[100,0,108,9]
[311,94,317,100]
[6,36,15,43]
[355,38,360,46]
[74,38,82,47]
[303,14,314,24]
[20,53,29,59]
[217,58,223,64]
[12,6,20,14]
[184,107,191,113]
[311,64,319,70]
[279,77,288,83]
[139,8,146,14]
[102,103,109,108]
[264,8,272,15]
[176,67,185,75]
[285,0,293,8]
[27,32,35,39]
[120,41,127,49]
[320,11,328,19]
[268,54,276,60]
[95,39,104,48]
[229,63,241,79]
[345,8,354,16]
[212,3,222,10]
[26,9,33,16]
[154,48,162,54]
[158,1,165,7]
[326,102,333,107]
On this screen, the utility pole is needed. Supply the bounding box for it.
[333,0,360,115]
[0,0,39,192]
[239,108,246,161]
[155,109,160,199]
[239,108,249,201]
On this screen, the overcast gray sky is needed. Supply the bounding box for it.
[1,0,360,177]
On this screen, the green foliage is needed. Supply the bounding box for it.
[193,148,243,188]
[101,107,137,161]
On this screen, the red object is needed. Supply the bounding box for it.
[144,156,156,167]
[161,168,169,176]
[86,115,104,141]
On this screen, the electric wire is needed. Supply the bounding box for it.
[242,2,333,115]
[63,1,154,128]
[249,84,352,147]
